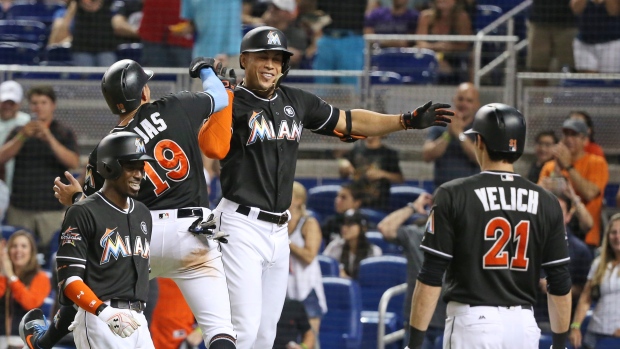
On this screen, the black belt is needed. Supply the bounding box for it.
[236,205,289,226]
[472,304,532,310]
[110,299,146,313]
[178,208,203,219]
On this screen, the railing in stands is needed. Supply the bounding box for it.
[377,283,407,349]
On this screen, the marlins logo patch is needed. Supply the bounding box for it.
[425,209,435,234]
[135,137,146,153]
[508,139,517,152]
[60,226,82,246]
[267,31,281,45]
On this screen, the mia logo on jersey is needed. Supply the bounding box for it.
[247,110,303,145]
[99,227,150,265]
[60,226,82,246]
[267,31,281,45]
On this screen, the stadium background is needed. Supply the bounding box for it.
[0,0,619,348]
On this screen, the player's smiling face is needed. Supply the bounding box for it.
[114,161,146,198]
[242,51,283,94]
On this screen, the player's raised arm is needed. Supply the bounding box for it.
[331,102,454,142]
[189,57,228,112]
[198,67,236,160]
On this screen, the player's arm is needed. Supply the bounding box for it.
[198,89,234,160]
[189,57,228,112]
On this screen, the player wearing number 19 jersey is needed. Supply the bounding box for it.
[20,59,237,349]
[407,104,572,349]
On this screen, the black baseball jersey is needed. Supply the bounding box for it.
[84,91,215,210]
[220,85,339,213]
[56,192,152,304]
[421,171,570,306]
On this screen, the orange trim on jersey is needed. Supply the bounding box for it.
[63,280,104,315]
[198,89,233,160]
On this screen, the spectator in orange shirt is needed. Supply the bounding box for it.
[0,230,51,349]
[150,278,202,349]
[539,118,609,248]
[569,111,605,157]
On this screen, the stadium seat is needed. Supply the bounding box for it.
[307,184,341,218]
[42,290,55,319]
[359,208,387,226]
[474,5,503,33]
[6,2,62,25]
[116,43,143,63]
[306,208,322,224]
[595,337,620,349]
[371,47,438,84]
[317,255,339,276]
[1,225,20,240]
[360,311,400,349]
[370,71,402,85]
[365,231,403,256]
[320,277,363,349]
[434,334,444,349]
[389,185,428,212]
[604,183,619,207]
[45,42,72,63]
[538,333,553,349]
[0,41,40,64]
[0,19,47,44]
[560,79,620,88]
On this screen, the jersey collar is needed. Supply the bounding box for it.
[238,85,279,102]
[480,170,521,177]
[95,192,134,214]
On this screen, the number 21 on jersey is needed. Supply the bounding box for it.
[143,139,190,196]
[483,217,530,271]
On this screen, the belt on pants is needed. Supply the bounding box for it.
[109,299,146,313]
[177,208,203,219]
[235,204,289,225]
[471,304,532,310]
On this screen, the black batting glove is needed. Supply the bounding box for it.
[188,214,229,244]
[402,101,454,129]
[214,62,237,89]
[189,57,215,79]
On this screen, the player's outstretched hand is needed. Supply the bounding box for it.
[53,171,82,206]
[402,101,454,129]
[188,214,229,243]
[214,62,237,89]
[97,306,140,338]
[189,57,216,79]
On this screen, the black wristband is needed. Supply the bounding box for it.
[72,192,84,204]
[408,326,426,349]
[551,330,569,349]
[95,303,108,316]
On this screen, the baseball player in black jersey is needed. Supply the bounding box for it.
[198,25,454,349]
[20,59,237,349]
[406,104,572,349]
[20,132,156,349]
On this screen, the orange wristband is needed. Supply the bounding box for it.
[64,279,104,315]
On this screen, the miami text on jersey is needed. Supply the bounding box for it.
[247,110,303,145]
[132,112,168,144]
[474,187,539,214]
[99,227,150,265]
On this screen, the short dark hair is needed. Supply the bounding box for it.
[554,192,572,213]
[27,85,56,103]
[569,110,594,142]
[342,181,366,202]
[535,130,558,144]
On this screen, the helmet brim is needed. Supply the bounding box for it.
[144,69,154,80]
[120,154,156,162]
[242,47,294,56]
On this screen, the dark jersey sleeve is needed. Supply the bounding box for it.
[171,91,215,129]
[56,205,94,284]
[541,197,570,268]
[420,187,455,260]
[297,89,339,135]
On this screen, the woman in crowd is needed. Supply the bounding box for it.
[323,209,382,279]
[0,230,50,349]
[288,181,327,339]
[321,181,365,244]
[569,213,620,349]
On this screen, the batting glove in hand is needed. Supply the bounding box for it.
[97,306,140,338]
[213,62,237,89]
[189,214,230,244]
[402,101,453,129]
[189,57,215,79]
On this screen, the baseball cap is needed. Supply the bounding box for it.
[562,118,588,136]
[0,81,23,103]
[342,209,368,229]
[271,0,296,13]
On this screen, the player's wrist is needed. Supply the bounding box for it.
[551,330,569,349]
[96,304,111,318]
[570,322,581,330]
[407,326,426,349]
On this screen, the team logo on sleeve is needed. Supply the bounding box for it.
[267,31,281,45]
[60,227,82,246]
[425,210,435,234]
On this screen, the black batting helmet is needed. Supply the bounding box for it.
[465,103,526,157]
[97,131,155,180]
[239,26,293,74]
[101,59,153,115]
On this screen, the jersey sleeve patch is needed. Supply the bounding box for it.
[60,226,83,247]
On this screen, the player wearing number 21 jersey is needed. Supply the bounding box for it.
[407,104,572,349]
